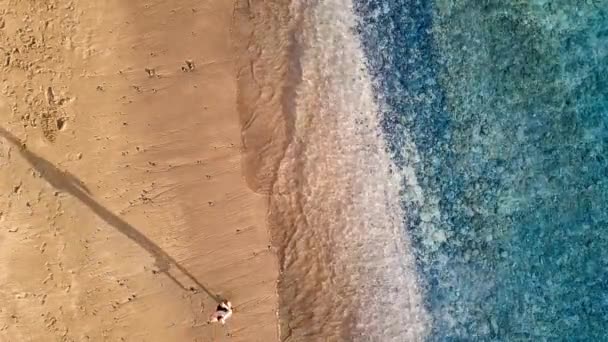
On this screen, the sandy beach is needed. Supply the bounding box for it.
[0,0,279,341]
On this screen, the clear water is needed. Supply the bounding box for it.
[354,0,608,340]
[268,1,429,340]
[253,0,608,340]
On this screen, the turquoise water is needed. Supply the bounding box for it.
[354,0,608,340]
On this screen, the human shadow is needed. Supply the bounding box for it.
[0,127,222,303]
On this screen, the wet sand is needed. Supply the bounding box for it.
[0,0,279,341]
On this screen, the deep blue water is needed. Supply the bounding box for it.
[354,0,608,340]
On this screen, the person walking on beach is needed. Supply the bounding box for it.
[208,300,233,325]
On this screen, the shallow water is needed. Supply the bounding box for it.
[269,0,428,340]
[251,0,608,340]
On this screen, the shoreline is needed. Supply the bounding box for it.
[234,0,430,340]
[233,0,296,196]
[0,0,279,340]
[232,0,300,338]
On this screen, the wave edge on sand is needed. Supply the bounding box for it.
[234,0,430,340]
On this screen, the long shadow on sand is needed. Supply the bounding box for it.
[0,127,221,303]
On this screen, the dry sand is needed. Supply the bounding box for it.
[0,0,279,341]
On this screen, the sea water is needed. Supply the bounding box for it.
[269,0,429,340]
[268,0,607,340]
[354,0,608,340]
